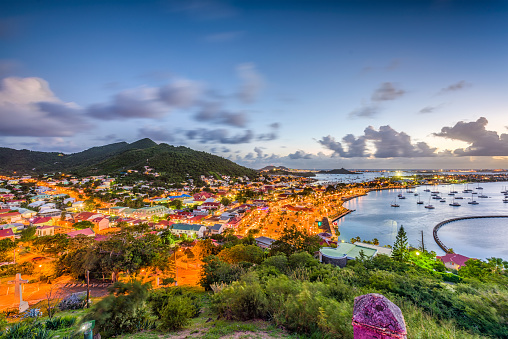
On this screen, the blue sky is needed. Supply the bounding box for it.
[1,0,507,169]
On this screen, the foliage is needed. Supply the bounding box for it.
[269,225,321,257]
[392,225,409,262]
[212,272,268,321]
[44,316,77,330]
[19,226,37,242]
[217,244,264,264]
[200,255,246,290]
[0,262,34,277]
[0,238,16,261]
[192,239,221,260]
[262,254,288,273]
[0,320,53,339]
[83,280,151,338]
[72,221,94,230]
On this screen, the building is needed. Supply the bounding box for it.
[436,253,471,271]
[36,225,55,237]
[319,242,392,268]
[132,205,170,219]
[169,223,206,238]
[255,236,276,249]
[210,223,226,235]
[67,228,95,238]
[0,228,15,240]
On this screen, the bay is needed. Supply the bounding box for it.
[336,181,508,260]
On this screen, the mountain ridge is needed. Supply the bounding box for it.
[0,139,257,181]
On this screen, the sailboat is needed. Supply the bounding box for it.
[463,184,472,193]
[416,196,424,205]
[476,183,483,190]
[425,197,434,209]
[449,197,460,207]
[391,198,400,207]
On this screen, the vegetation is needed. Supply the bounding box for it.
[0,138,257,183]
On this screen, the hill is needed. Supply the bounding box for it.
[318,168,358,174]
[0,139,257,181]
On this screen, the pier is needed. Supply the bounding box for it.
[433,215,508,253]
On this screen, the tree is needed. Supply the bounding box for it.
[0,238,16,261]
[220,197,232,207]
[269,225,321,256]
[73,220,94,230]
[192,239,220,260]
[19,226,36,242]
[391,225,409,262]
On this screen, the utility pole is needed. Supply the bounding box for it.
[421,230,425,252]
[86,270,90,308]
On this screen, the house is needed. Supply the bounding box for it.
[169,223,206,238]
[31,216,53,227]
[132,205,170,219]
[37,208,62,218]
[255,236,276,249]
[36,225,55,237]
[90,217,110,232]
[67,228,95,238]
[0,211,22,223]
[210,223,226,235]
[437,253,471,271]
[0,228,15,240]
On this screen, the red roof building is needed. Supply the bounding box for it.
[0,228,15,240]
[436,253,471,270]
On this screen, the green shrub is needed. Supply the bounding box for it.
[263,254,288,272]
[82,280,151,338]
[148,286,202,320]
[44,315,77,330]
[158,296,195,331]
[212,272,268,320]
[288,251,319,269]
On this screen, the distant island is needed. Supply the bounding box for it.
[318,168,359,174]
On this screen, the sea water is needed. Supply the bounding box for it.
[335,181,508,260]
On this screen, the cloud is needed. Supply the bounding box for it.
[364,125,436,158]
[434,117,508,156]
[288,150,313,160]
[194,102,247,127]
[159,79,202,108]
[185,128,253,144]
[319,125,436,158]
[254,147,265,158]
[138,125,174,142]
[348,104,380,118]
[0,77,91,137]
[237,63,263,103]
[96,134,119,142]
[205,31,244,42]
[419,105,442,114]
[371,82,405,102]
[439,80,471,94]
[88,87,167,120]
[257,122,280,141]
[318,134,367,158]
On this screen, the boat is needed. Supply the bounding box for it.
[425,197,434,209]
[423,189,430,192]
[478,194,489,198]
[414,193,419,196]
[391,198,400,207]
[476,183,483,190]
[454,196,463,199]
[463,184,472,193]
[416,196,424,205]
[468,200,479,205]
[449,198,461,206]
[503,199,508,203]
[398,195,406,199]
[439,199,446,202]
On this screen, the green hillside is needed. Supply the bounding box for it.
[0,139,256,181]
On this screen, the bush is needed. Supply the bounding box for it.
[158,296,195,331]
[58,292,88,311]
[83,280,151,338]
[148,286,202,320]
[288,251,319,269]
[262,254,288,272]
[1,320,53,339]
[212,272,268,320]
[200,255,245,290]
[45,315,77,330]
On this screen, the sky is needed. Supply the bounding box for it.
[1,0,507,170]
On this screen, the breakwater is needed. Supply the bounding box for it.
[433,215,508,253]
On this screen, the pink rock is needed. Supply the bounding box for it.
[352,293,407,339]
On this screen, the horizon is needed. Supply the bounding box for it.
[1,0,507,170]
